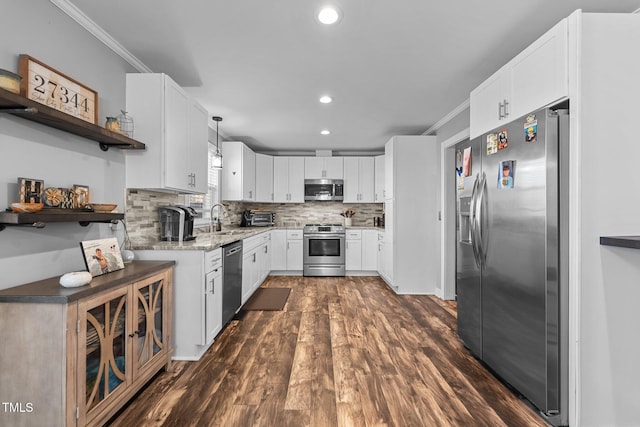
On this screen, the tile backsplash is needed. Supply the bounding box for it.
[223,201,384,228]
[125,189,383,240]
[125,189,181,241]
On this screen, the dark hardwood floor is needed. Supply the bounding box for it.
[109,276,547,427]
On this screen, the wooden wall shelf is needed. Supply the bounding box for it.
[0,210,124,231]
[0,87,145,151]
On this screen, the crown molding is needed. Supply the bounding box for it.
[50,0,152,73]
[422,98,470,136]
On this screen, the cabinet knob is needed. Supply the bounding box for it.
[128,330,140,338]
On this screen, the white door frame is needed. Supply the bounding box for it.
[438,128,470,300]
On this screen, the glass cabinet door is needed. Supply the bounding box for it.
[80,286,129,415]
[133,273,167,375]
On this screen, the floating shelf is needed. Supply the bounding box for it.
[0,210,124,231]
[0,87,145,151]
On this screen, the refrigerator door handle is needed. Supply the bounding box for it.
[477,172,489,267]
[469,173,482,268]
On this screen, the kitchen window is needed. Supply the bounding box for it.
[185,142,220,226]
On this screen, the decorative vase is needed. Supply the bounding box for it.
[344,217,352,227]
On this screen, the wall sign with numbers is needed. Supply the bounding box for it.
[19,54,98,125]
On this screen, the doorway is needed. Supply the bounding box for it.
[439,129,469,300]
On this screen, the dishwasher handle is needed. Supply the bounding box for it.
[224,245,242,256]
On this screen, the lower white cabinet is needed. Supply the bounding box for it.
[204,249,223,346]
[286,229,303,271]
[270,229,303,272]
[362,229,379,271]
[242,232,271,303]
[345,229,380,273]
[134,249,223,361]
[345,229,362,271]
[377,230,388,281]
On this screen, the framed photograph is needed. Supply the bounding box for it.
[80,237,125,277]
[18,177,44,203]
[73,184,90,208]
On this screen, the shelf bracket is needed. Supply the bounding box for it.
[0,107,38,114]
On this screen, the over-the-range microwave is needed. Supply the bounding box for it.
[304,179,344,201]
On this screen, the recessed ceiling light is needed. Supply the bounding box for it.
[321,130,331,135]
[319,95,333,104]
[317,6,341,25]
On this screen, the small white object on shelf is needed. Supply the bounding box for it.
[59,271,92,288]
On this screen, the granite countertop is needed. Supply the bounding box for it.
[131,225,385,251]
[132,226,275,251]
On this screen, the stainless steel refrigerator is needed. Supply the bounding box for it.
[455,106,569,427]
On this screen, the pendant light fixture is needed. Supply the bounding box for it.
[211,116,223,169]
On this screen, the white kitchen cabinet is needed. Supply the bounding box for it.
[384,146,394,200]
[242,232,271,303]
[376,230,385,277]
[125,73,209,193]
[345,229,362,271]
[374,155,385,202]
[286,229,303,271]
[273,157,305,203]
[204,249,223,346]
[362,229,379,271]
[469,18,568,138]
[270,230,287,270]
[270,229,303,272]
[384,136,438,294]
[242,247,258,304]
[133,249,223,361]
[305,156,344,179]
[343,157,375,203]
[221,141,256,201]
[255,153,274,202]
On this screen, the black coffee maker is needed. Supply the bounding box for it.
[158,205,197,241]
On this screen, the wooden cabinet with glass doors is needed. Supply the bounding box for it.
[0,261,173,427]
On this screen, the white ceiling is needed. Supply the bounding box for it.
[62,0,639,154]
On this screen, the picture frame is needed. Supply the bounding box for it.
[73,184,90,208]
[17,177,44,203]
[80,237,125,277]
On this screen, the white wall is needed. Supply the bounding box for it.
[0,2,136,289]
[575,13,640,426]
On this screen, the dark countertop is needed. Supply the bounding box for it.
[0,260,175,304]
[600,236,640,249]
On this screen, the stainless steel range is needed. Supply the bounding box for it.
[303,223,345,276]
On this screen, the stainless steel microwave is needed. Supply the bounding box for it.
[304,179,344,201]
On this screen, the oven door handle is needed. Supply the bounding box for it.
[304,233,345,239]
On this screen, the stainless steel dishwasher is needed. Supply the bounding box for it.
[222,240,243,326]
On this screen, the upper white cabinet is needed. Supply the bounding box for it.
[470,18,568,138]
[273,157,305,203]
[305,157,344,179]
[255,153,274,202]
[374,154,385,202]
[343,157,375,203]
[221,141,256,202]
[125,73,208,194]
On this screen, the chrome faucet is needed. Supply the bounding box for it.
[210,203,225,232]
